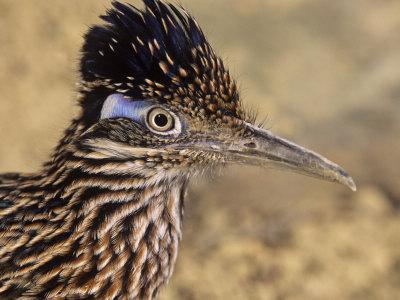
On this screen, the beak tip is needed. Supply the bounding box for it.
[333,166,357,192]
[343,176,357,192]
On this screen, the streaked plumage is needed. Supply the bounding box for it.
[0,1,355,299]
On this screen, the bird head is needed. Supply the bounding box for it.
[76,0,355,191]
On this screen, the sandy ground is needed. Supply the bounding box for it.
[0,1,399,299]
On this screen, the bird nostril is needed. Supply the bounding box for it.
[244,142,257,149]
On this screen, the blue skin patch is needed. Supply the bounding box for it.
[100,94,153,123]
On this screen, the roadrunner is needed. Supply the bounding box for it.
[0,0,356,299]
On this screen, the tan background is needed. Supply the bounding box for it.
[1,1,399,299]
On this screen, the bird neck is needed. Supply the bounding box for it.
[4,120,188,298]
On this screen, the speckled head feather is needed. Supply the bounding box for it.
[80,0,242,125]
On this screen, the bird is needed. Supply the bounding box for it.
[0,0,356,299]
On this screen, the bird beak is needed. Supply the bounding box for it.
[226,123,356,191]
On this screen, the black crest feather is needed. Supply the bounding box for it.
[79,0,241,125]
[81,0,207,85]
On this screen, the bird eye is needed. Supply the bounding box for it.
[147,108,175,133]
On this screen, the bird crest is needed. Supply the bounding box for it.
[80,0,243,125]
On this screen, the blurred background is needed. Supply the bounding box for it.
[0,0,399,299]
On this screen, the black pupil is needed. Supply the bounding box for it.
[154,113,169,128]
